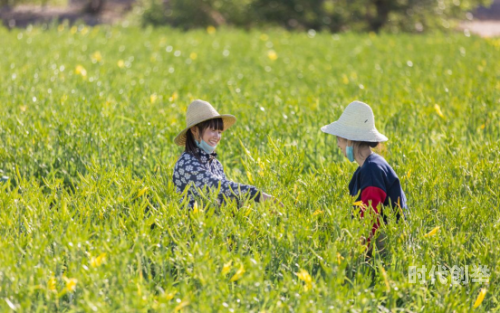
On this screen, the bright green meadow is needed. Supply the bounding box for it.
[0,25,499,311]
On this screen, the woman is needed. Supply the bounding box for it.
[173,99,274,207]
[321,101,407,255]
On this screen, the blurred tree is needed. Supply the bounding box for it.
[139,0,492,32]
[84,0,106,14]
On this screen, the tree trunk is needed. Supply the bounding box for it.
[370,0,391,32]
[85,0,106,14]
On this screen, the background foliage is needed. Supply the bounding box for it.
[137,0,492,32]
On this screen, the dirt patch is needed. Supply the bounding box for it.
[461,20,500,37]
[0,0,135,28]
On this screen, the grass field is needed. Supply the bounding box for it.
[0,25,499,311]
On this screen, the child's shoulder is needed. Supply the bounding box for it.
[360,153,391,173]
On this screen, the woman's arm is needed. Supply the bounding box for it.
[186,160,261,202]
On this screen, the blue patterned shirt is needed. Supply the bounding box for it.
[172,149,260,207]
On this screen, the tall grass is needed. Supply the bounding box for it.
[0,25,499,311]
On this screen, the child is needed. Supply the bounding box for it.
[321,100,407,255]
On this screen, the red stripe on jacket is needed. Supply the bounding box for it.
[360,186,387,245]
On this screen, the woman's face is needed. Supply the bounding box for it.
[191,126,222,147]
[336,136,349,158]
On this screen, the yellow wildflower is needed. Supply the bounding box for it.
[424,226,440,238]
[90,253,106,267]
[75,65,87,77]
[206,26,216,34]
[64,277,77,292]
[342,74,349,84]
[222,260,232,275]
[268,50,278,61]
[246,171,253,183]
[337,253,344,265]
[91,51,102,62]
[434,104,444,118]
[48,276,57,292]
[164,290,177,301]
[230,264,245,282]
[473,288,487,309]
[295,269,313,291]
[170,91,178,102]
[312,210,323,216]
[174,300,189,311]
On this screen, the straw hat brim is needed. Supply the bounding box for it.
[321,121,388,142]
[174,115,236,146]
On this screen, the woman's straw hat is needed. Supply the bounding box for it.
[174,100,236,146]
[321,101,388,142]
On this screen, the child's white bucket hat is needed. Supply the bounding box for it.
[174,99,236,146]
[321,101,388,142]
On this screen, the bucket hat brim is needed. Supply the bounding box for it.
[320,101,388,142]
[321,122,388,142]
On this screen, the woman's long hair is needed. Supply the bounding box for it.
[185,118,224,159]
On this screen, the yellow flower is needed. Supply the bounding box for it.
[170,91,178,102]
[91,51,102,62]
[434,104,444,118]
[246,171,253,183]
[64,277,77,292]
[150,94,158,104]
[267,50,278,61]
[295,269,313,291]
[337,253,344,265]
[206,26,216,34]
[164,290,177,301]
[379,266,390,292]
[312,210,323,216]
[57,24,65,32]
[189,52,197,60]
[473,288,487,308]
[222,260,232,275]
[75,65,87,77]
[230,264,245,282]
[90,253,106,267]
[117,60,125,68]
[136,186,148,198]
[70,26,77,34]
[260,34,269,41]
[192,202,199,214]
[352,200,365,208]
[342,74,349,84]
[424,226,440,238]
[296,269,312,283]
[48,276,57,292]
[295,191,301,205]
[174,300,189,311]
